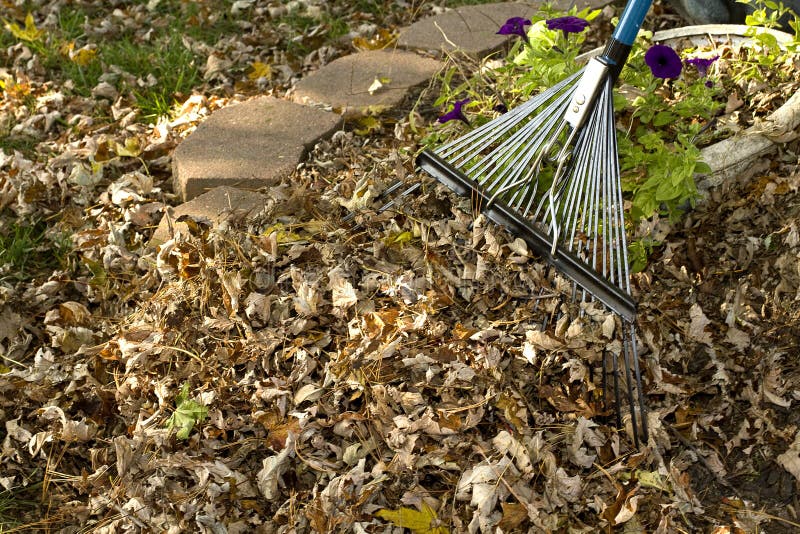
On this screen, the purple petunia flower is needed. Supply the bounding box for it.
[685,55,719,77]
[645,44,682,79]
[438,98,471,125]
[546,16,589,34]
[497,17,532,42]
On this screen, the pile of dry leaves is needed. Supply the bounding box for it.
[1,1,799,532]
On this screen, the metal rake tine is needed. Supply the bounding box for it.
[372,182,422,217]
[626,321,648,442]
[622,331,641,449]
[607,341,623,432]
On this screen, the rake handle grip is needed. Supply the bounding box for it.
[599,0,653,81]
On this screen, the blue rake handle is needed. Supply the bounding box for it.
[613,0,653,45]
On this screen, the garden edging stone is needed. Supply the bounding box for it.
[397,1,612,56]
[150,186,267,247]
[171,96,341,201]
[292,49,443,117]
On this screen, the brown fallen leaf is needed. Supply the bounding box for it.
[498,502,528,532]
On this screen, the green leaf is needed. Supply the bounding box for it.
[755,31,779,49]
[652,111,676,127]
[165,383,208,439]
[376,504,449,534]
[694,161,712,174]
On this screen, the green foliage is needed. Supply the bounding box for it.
[729,0,800,83]
[738,0,798,32]
[165,382,209,440]
[0,220,73,282]
[511,9,601,95]
[616,44,722,222]
[0,4,234,119]
[629,237,661,273]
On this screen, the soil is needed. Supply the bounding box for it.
[641,147,800,531]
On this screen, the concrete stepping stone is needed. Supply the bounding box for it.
[172,96,341,201]
[292,50,442,117]
[151,186,266,246]
[398,1,612,56]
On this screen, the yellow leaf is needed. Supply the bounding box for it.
[5,12,44,42]
[248,61,272,80]
[352,28,396,51]
[59,41,98,66]
[375,504,448,534]
[264,223,303,244]
[354,116,381,136]
[60,41,75,56]
[114,138,142,158]
[385,231,414,246]
[71,47,97,66]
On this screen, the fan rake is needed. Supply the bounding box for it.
[416,0,654,447]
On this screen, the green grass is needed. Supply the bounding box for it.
[105,33,201,119]
[0,490,37,532]
[0,135,39,160]
[1,2,239,120]
[0,483,40,529]
[0,220,73,282]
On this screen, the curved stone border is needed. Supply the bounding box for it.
[697,87,800,193]
[653,24,794,47]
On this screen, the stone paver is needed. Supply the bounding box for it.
[151,186,267,246]
[172,96,341,201]
[398,1,612,56]
[292,50,442,117]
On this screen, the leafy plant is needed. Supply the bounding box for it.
[165,382,209,439]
